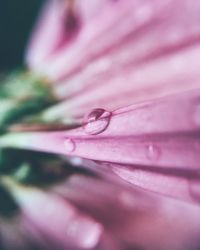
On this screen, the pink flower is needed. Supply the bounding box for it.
[1,0,200,249]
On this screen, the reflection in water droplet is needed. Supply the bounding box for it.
[193,103,200,126]
[83,108,112,135]
[64,138,75,153]
[146,144,160,161]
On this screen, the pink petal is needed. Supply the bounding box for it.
[2,90,200,204]
[4,172,200,250]
[26,0,110,74]
[29,0,200,81]
[6,181,102,249]
[5,90,199,165]
[26,0,80,71]
[52,173,200,250]
[26,0,200,123]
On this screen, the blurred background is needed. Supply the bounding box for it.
[0,0,43,71]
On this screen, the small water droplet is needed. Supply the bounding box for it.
[146,144,160,161]
[83,108,112,135]
[64,138,75,153]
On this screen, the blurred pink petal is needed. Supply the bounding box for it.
[26,0,111,74]
[17,190,102,249]
[53,173,200,250]
[26,0,79,71]
[27,0,200,80]
[3,172,200,250]
[26,0,200,123]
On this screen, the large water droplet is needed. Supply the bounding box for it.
[64,138,75,153]
[146,144,161,161]
[83,108,112,135]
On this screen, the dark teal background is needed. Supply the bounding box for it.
[0,0,43,70]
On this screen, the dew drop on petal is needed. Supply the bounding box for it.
[146,144,161,161]
[64,138,75,153]
[83,108,112,135]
